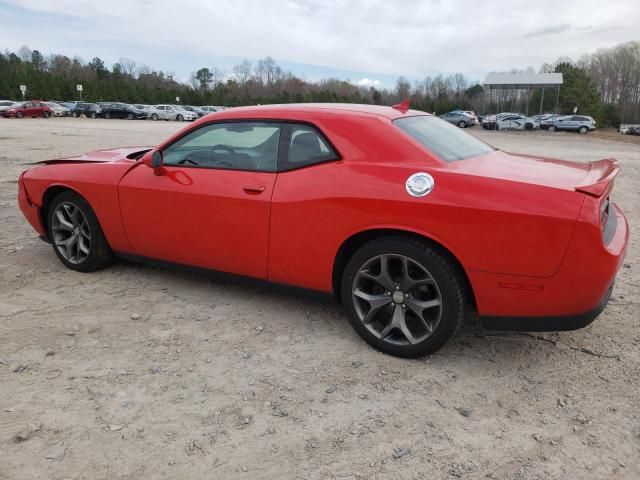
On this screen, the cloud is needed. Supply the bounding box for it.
[356,78,381,87]
[524,23,572,38]
[0,0,638,82]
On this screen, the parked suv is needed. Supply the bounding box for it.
[97,102,147,119]
[440,110,477,128]
[72,102,102,118]
[0,101,51,118]
[550,115,596,134]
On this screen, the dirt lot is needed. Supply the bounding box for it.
[1,118,638,479]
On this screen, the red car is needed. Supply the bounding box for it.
[17,103,628,357]
[2,100,52,118]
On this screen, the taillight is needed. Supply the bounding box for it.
[600,197,610,232]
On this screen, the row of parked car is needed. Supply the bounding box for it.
[0,99,228,120]
[439,109,597,134]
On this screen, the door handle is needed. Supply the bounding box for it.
[243,184,265,193]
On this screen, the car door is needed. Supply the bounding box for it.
[118,121,281,279]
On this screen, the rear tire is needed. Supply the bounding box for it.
[127,113,134,120]
[340,236,465,358]
[104,112,111,119]
[47,191,114,272]
[90,112,97,119]
[151,113,158,121]
[72,111,80,118]
[458,120,466,128]
[16,112,24,119]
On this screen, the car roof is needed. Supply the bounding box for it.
[209,103,430,121]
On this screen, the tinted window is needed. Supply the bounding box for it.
[163,122,280,172]
[279,124,338,171]
[394,115,494,162]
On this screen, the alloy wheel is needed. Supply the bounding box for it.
[51,202,91,264]
[351,254,442,346]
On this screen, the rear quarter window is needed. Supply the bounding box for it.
[394,115,494,162]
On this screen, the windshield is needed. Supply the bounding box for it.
[394,115,495,162]
[173,105,186,112]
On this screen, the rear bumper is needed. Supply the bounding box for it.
[480,282,613,331]
[468,201,628,328]
[18,172,47,237]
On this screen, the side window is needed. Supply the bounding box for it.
[279,124,338,171]
[163,122,281,172]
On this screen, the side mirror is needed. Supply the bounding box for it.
[142,149,165,175]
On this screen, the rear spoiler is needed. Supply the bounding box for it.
[575,158,619,197]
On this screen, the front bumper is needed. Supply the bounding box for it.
[18,172,46,238]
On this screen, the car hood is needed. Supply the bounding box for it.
[37,146,153,165]
[447,150,618,194]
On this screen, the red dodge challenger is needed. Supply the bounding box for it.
[18,103,628,357]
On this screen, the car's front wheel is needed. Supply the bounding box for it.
[47,191,114,272]
[177,114,184,121]
[341,237,465,358]
[16,112,24,118]
[151,113,158,121]
[579,126,588,134]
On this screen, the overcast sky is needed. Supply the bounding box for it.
[1,0,638,87]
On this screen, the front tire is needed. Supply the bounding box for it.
[47,191,114,272]
[127,113,134,120]
[177,114,184,121]
[16,112,24,119]
[151,113,158,121]
[579,126,588,134]
[104,112,111,119]
[340,236,465,358]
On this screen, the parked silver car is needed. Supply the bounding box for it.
[440,110,477,128]
[147,104,198,121]
[45,102,71,117]
[550,115,596,134]
[0,100,16,113]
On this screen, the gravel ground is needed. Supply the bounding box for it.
[0,118,638,479]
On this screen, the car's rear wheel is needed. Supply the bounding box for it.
[151,113,158,121]
[43,111,51,118]
[16,112,24,119]
[549,125,556,131]
[341,237,465,358]
[579,126,588,134]
[47,191,114,272]
[104,112,111,119]
[177,114,184,121]
[90,112,97,119]
[458,120,466,128]
[72,111,80,118]
[127,113,134,120]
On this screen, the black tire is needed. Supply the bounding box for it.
[16,112,24,119]
[340,236,465,358]
[177,114,184,121]
[458,120,466,128]
[47,191,114,272]
[127,113,134,120]
[104,112,111,119]
[578,126,588,134]
[525,123,533,131]
[43,111,51,118]
[151,113,158,121]
[90,112,97,119]
[72,111,80,118]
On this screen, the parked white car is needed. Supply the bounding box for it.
[0,100,16,113]
[147,104,198,121]
[45,102,71,117]
[484,113,539,130]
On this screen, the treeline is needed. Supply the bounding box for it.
[1,41,638,126]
